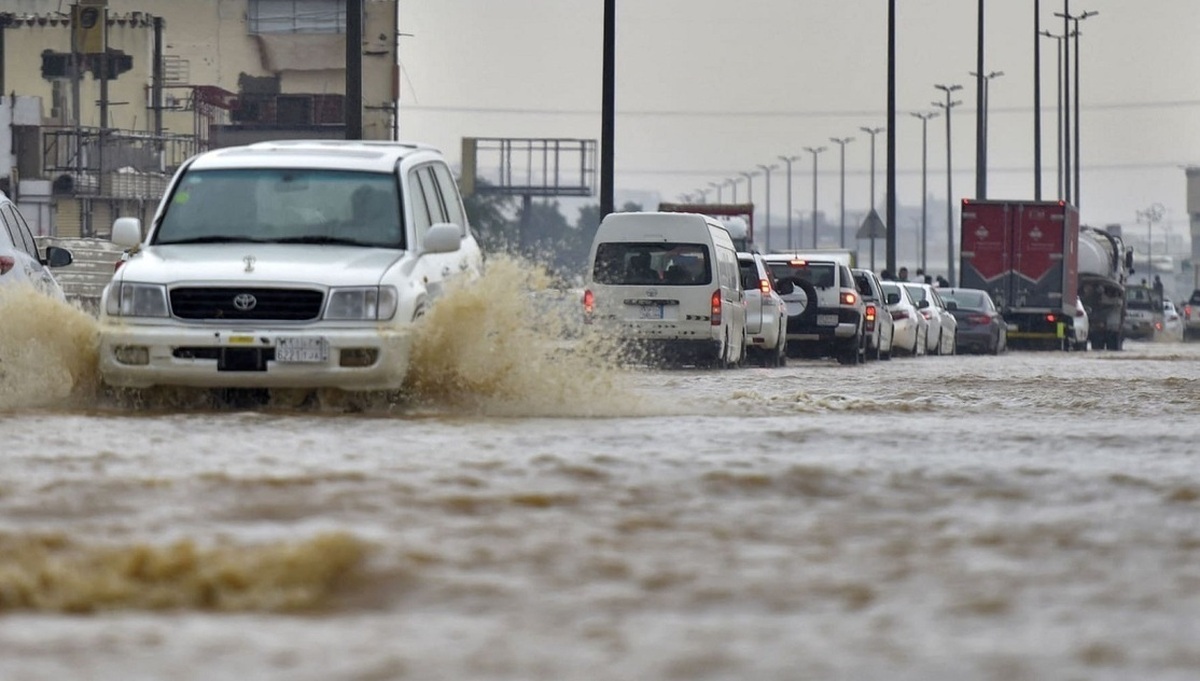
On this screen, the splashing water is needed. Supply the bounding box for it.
[0,290,100,410]
[404,255,639,417]
[0,257,640,416]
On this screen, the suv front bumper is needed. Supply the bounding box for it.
[98,321,413,391]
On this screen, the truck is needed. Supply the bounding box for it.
[1077,226,1134,350]
[657,203,755,252]
[959,199,1080,350]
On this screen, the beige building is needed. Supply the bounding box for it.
[1,0,398,236]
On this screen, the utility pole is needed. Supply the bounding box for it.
[1040,29,1068,199]
[804,147,826,249]
[1034,0,1043,200]
[346,0,363,139]
[934,83,963,285]
[600,0,615,218]
[886,0,898,274]
[859,127,885,211]
[778,155,802,251]
[912,112,939,273]
[829,137,854,248]
[974,0,986,199]
[709,181,724,204]
[757,164,778,251]
[970,70,1004,200]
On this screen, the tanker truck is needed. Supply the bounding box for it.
[1077,225,1134,350]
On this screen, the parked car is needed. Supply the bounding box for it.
[97,140,483,394]
[880,281,927,357]
[1161,300,1184,342]
[851,268,894,360]
[938,287,1007,355]
[1183,290,1200,341]
[585,211,747,368]
[762,255,867,365]
[902,282,957,355]
[1122,284,1163,341]
[0,191,74,301]
[738,252,789,366]
[1069,296,1090,351]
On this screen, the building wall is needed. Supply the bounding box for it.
[3,0,398,139]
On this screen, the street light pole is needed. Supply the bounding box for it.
[969,70,1004,199]
[1034,0,1043,200]
[709,181,724,204]
[778,155,803,251]
[740,170,759,213]
[757,164,778,251]
[934,83,963,285]
[1069,10,1097,208]
[911,112,939,273]
[1040,29,1068,200]
[804,147,827,249]
[727,178,739,203]
[697,188,710,203]
[829,137,854,248]
[859,127,885,212]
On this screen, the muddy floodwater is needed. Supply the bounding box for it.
[1,274,1199,681]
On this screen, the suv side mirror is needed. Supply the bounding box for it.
[885,292,900,305]
[917,299,930,309]
[112,217,142,248]
[424,222,462,254]
[945,300,958,311]
[1125,249,1135,270]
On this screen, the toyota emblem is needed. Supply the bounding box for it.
[232,293,258,311]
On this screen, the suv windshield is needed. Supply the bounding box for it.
[155,168,404,248]
[593,242,711,285]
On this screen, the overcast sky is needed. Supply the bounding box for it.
[396,0,1200,239]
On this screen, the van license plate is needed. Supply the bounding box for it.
[817,314,839,326]
[637,305,664,320]
[276,337,329,363]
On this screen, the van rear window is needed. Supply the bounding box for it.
[593,242,711,285]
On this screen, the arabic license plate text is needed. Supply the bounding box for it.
[276,337,329,363]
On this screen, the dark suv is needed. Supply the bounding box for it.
[761,255,866,365]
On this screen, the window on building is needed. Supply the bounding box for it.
[248,0,346,35]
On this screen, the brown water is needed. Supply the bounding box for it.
[2,269,1199,680]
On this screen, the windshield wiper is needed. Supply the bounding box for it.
[273,235,382,247]
[155,236,271,245]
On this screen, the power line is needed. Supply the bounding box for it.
[402,99,1200,118]
[616,161,1194,177]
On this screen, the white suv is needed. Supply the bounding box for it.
[98,140,483,393]
[761,255,866,365]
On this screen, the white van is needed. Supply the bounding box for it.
[584,212,747,367]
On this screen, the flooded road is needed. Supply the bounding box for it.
[1,278,1199,681]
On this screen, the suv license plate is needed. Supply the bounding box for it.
[276,337,329,363]
[637,305,664,320]
[817,314,839,326]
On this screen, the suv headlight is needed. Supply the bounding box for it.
[325,286,398,320]
[105,282,170,317]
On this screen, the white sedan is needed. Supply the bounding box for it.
[1,191,74,301]
[903,282,957,355]
[881,281,927,357]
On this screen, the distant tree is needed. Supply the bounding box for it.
[461,183,517,253]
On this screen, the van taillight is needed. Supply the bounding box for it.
[0,255,13,275]
[759,278,771,294]
[711,289,722,325]
[583,289,594,323]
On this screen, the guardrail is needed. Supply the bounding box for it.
[35,236,125,316]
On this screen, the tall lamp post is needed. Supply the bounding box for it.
[1058,8,1098,208]
[1138,203,1164,280]
[1040,29,1070,200]
[969,70,1004,199]
[726,177,739,203]
[740,170,759,209]
[859,127,885,212]
[757,164,778,251]
[829,137,854,248]
[804,147,827,249]
[934,83,963,285]
[911,111,939,272]
[696,188,710,203]
[709,181,724,204]
[778,155,803,251]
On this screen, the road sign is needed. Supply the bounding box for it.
[856,209,887,239]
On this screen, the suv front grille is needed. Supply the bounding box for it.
[170,287,325,321]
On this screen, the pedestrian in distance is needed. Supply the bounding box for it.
[898,266,910,281]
